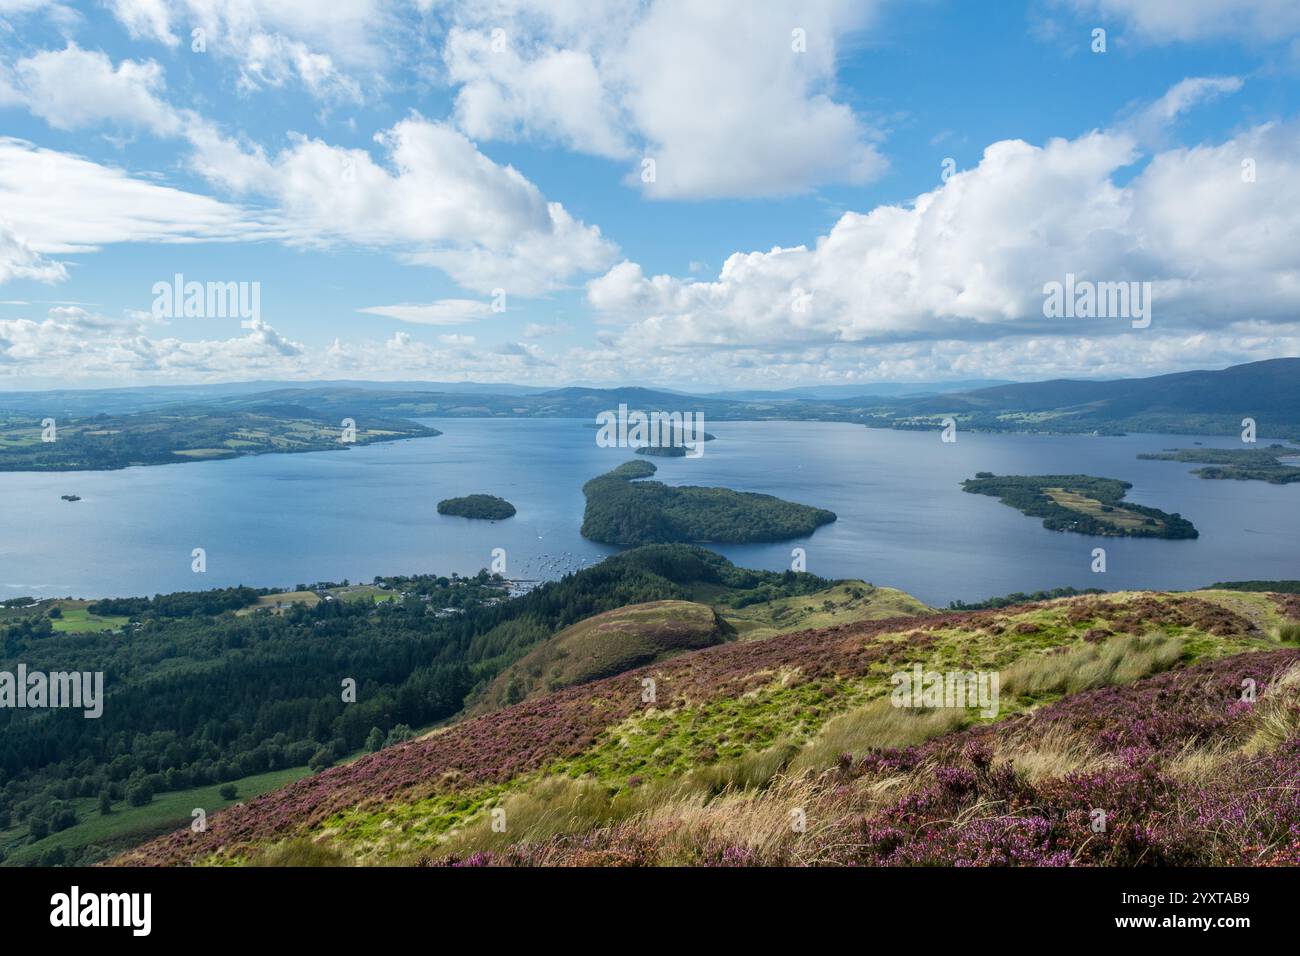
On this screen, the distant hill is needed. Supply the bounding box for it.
[892,358,1300,437]
[216,358,1299,439]
[472,600,732,713]
[703,380,1013,401]
[1,358,1294,442]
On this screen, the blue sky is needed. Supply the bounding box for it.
[0,0,1298,389]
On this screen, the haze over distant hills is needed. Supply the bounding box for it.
[0,359,1296,441]
[700,381,1014,400]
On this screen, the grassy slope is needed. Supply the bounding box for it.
[472,600,731,713]
[113,587,1300,866]
[718,581,932,641]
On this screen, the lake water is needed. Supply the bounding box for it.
[2,419,1296,607]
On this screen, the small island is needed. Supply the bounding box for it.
[1137,445,1300,484]
[635,431,715,457]
[60,494,81,501]
[436,494,517,520]
[961,473,1198,539]
[580,460,836,545]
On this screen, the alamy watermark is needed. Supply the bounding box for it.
[891,664,999,718]
[1042,273,1151,329]
[151,274,260,322]
[0,665,103,718]
[50,886,150,936]
[595,404,706,458]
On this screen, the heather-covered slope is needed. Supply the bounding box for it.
[115,589,1300,866]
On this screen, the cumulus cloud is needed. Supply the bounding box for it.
[192,115,617,294]
[446,29,631,159]
[438,0,887,198]
[0,304,299,379]
[106,0,383,100]
[0,302,573,385]
[0,44,615,297]
[586,112,1300,355]
[0,224,67,284]
[0,43,181,134]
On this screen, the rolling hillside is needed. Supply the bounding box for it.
[115,587,1300,867]
[471,600,733,713]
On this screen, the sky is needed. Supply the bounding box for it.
[0,0,1298,391]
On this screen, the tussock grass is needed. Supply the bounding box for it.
[1001,633,1184,699]
[1278,623,1300,644]
[1164,738,1235,784]
[685,738,800,795]
[644,772,841,865]
[788,697,968,775]
[991,725,1117,783]
[1243,661,1300,754]
[247,838,353,867]
[427,739,802,861]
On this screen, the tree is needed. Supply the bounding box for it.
[308,747,335,773]
[99,791,113,815]
[126,782,153,807]
[218,783,238,800]
[384,724,414,747]
[365,727,385,752]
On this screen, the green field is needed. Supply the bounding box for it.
[1,766,311,866]
[1043,487,1152,532]
[0,599,128,633]
[50,601,130,633]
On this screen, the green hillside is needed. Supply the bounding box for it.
[113,586,1300,866]
[473,600,731,712]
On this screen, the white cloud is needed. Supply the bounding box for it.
[194,115,617,294]
[107,0,177,45]
[1,43,182,134]
[522,321,570,337]
[359,299,493,325]
[1144,76,1244,124]
[0,0,58,15]
[587,111,1300,353]
[0,44,615,297]
[446,29,630,159]
[550,321,1300,387]
[106,0,385,100]
[438,0,887,198]
[5,303,1295,390]
[0,224,67,284]
[1066,0,1300,43]
[0,138,281,260]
